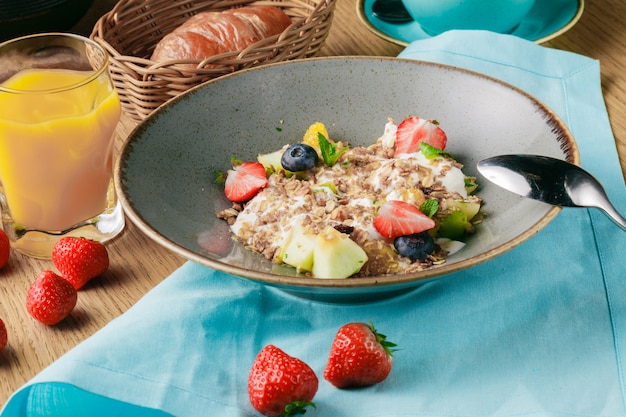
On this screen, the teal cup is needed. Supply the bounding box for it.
[400,0,537,35]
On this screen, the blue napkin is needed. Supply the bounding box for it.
[3,31,625,417]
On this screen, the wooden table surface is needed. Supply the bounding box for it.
[1,0,625,407]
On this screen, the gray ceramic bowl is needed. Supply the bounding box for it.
[116,57,578,301]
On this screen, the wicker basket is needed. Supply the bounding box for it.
[91,0,336,122]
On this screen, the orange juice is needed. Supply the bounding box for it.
[0,68,121,231]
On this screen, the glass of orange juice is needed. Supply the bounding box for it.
[0,33,124,258]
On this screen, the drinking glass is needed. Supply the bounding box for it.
[0,33,124,258]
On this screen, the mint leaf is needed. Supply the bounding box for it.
[419,199,439,217]
[230,155,243,166]
[419,142,454,160]
[465,176,478,194]
[216,155,242,183]
[318,133,349,166]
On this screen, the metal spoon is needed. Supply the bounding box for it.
[371,0,413,23]
[477,154,626,231]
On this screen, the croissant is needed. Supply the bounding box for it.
[150,6,292,62]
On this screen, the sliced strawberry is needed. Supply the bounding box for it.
[373,200,435,239]
[394,116,447,156]
[224,161,268,203]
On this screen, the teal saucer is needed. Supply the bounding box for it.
[358,0,584,46]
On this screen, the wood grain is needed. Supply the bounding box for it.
[1,0,624,407]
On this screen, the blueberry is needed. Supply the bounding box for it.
[281,143,319,172]
[394,232,435,260]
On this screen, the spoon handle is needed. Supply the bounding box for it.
[598,200,626,231]
[563,165,626,232]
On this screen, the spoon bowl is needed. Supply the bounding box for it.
[477,154,626,231]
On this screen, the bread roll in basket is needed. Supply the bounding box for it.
[91,0,336,122]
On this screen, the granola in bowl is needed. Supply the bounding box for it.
[218,117,482,279]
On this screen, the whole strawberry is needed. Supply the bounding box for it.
[0,318,7,352]
[52,237,109,290]
[26,270,77,325]
[324,322,396,388]
[0,228,10,269]
[248,345,318,417]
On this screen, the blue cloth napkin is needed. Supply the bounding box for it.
[3,31,625,417]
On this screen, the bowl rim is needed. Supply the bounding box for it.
[115,55,579,290]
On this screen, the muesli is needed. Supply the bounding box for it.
[217,117,482,278]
